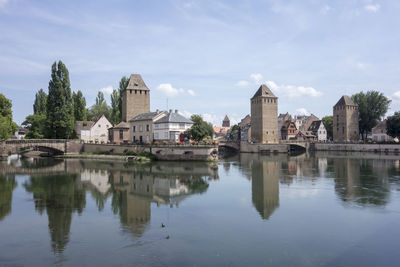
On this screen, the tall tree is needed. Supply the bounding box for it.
[72,90,87,121]
[22,114,47,139]
[33,89,47,115]
[46,61,74,139]
[110,89,121,125]
[351,91,391,140]
[322,116,333,140]
[185,115,213,141]
[387,112,400,139]
[118,76,129,120]
[87,91,111,121]
[0,93,18,140]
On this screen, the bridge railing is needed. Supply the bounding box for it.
[4,139,69,144]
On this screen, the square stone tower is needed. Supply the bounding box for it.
[333,95,359,142]
[121,74,150,122]
[250,84,278,143]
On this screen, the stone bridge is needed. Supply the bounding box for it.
[279,140,309,151]
[218,141,240,151]
[0,139,83,159]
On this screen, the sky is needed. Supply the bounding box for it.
[1,0,400,126]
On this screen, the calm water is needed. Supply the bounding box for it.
[1,152,400,266]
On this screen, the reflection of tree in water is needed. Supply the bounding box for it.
[20,157,63,169]
[0,174,17,221]
[23,174,86,253]
[185,175,209,194]
[333,158,390,206]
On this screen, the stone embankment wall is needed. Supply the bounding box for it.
[83,143,218,161]
[314,143,400,153]
[240,141,288,153]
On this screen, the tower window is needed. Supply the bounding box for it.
[135,90,137,94]
[145,91,147,95]
[130,90,132,94]
[140,90,142,94]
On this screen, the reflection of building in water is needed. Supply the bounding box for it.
[318,158,328,177]
[333,158,390,206]
[80,169,111,194]
[251,160,279,220]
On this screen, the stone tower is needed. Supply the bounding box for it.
[333,95,359,142]
[250,84,278,143]
[222,115,230,127]
[121,74,150,122]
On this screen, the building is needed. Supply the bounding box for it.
[250,84,278,144]
[74,114,112,143]
[280,120,297,140]
[278,113,292,140]
[296,130,317,142]
[13,127,27,140]
[333,95,359,142]
[213,126,230,139]
[121,74,150,122]
[371,120,393,142]
[238,115,251,142]
[129,110,167,144]
[294,114,320,131]
[153,110,193,141]
[109,121,131,144]
[222,115,230,127]
[308,120,327,142]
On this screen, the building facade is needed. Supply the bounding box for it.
[129,111,167,144]
[153,110,193,142]
[74,115,112,143]
[250,84,278,144]
[280,120,297,140]
[371,120,393,142]
[121,74,150,122]
[109,121,131,144]
[308,120,327,142]
[333,95,359,142]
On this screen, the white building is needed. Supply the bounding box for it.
[153,110,193,141]
[308,120,327,142]
[74,114,112,143]
[371,120,394,142]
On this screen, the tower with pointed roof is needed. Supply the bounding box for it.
[333,95,359,142]
[250,84,278,143]
[121,74,150,122]
[222,115,230,127]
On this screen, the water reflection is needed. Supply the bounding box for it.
[0,174,17,221]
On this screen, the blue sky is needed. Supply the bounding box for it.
[1,0,400,126]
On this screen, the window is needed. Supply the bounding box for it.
[139,125,143,132]
[135,90,137,94]
[119,130,123,139]
[133,126,136,132]
[155,124,159,129]
[146,124,150,131]
[179,123,184,127]
[155,133,159,139]
[98,124,101,127]
[130,90,132,94]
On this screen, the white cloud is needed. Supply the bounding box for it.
[236,74,322,98]
[100,85,113,95]
[0,0,9,8]
[235,80,251,87]
[296,108,310,116]
[392,91,400,101]
[187,89,196,96]
[265,80,322,98]
[365,4,380,13]
[320,5,332,15]
[156,83,184,97]
[250,73,263,84]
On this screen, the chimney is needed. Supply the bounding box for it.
[175,109,178,113]
[169,109,172,113]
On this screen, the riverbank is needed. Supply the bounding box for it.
[56,153,152,162]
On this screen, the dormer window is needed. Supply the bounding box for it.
[134,82,138,86]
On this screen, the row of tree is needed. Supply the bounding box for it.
[23,61,129,139]
[0,94,18,140]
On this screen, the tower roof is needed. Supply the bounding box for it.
[223,115,230,121]
[126,74,149,91]
[334,95,356,107]
[251,84,277,99]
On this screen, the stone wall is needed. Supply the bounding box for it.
[240,141,288,153]
[315,143,400,153]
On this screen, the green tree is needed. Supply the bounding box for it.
[72,90,87,121]
[387,112,400,139]
[87,91,111,121]
[0,93,18,140]
[33,89,47,115]
[22,114,47,139]
[186,115,213,141]
[228,124,239,141]
[46,61,74,139]
[118,76,129,120]
[352,91,391,140]
[110,89,121,125]
[322,115,333,140]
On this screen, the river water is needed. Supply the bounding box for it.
[1,152,400,266]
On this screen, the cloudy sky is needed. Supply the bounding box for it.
[1,0,400,125]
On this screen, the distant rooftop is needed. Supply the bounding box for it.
[251,84,277,99]
[154,111,192,124]
[129,111,165,122]
[126,74,149,91]
[334,95,357,107]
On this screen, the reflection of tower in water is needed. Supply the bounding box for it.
[251,160,279,220]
